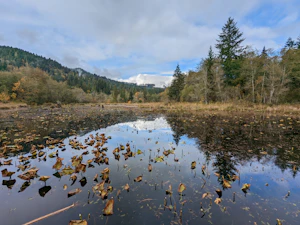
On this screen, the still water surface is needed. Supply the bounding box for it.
[0,116,299,225]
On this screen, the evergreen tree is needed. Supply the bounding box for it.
[261,46,268,57]
[168,64,185,102]
[296,36,300,49]
[216,17,245,86]
[205,46,215,102]
[285,37,295,49]
[129,91,134,101]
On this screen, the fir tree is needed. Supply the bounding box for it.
[216,17,245,86]
[168,64,185,102]
[285,37,295,49]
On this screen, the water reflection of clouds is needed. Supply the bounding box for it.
[115,117,171,131]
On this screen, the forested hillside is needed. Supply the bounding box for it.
[0,46,163,104]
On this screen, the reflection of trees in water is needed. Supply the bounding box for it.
[213,152,239,188]
[0,111,138,156]
[166,113,300,177]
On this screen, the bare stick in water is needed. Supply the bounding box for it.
[23,203,76,225]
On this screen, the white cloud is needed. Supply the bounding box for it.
[118,74,173,88]
[0,0,299,81]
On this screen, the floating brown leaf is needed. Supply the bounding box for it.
[166,184,172,195]
[148,164,152,172]
[52,157,63,170]
[201,165,206,173]
[93,181,105,193]
[202,192,209,199]
[191,161,196,169]
[241,183,251,192]
[222,176,232,188]
[134,175,143,182]
[1,169,15,178]
[178,183,186,193]
[214,172,220,177]
[75,163,86,173]
[93,173,98,181]
[124,183,130,191]
[39,176,50,182]
[101,189,108,199]
[69,220,88,225]
[276,219,282,225]
[103,198,114,216]
[216,189,222,198]
[68,188,82,198]
[62,166,75,175]
[214,198,222,204]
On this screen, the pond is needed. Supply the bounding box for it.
[0,113,300,225]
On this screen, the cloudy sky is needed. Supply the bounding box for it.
[0,0,299,87]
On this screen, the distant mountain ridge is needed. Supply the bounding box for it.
[0,45,163,95]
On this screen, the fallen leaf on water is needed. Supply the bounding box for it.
[63,184,68,190]
[19,181,31,192]
[241,183,251,193]
[178,183,186,193]
[148,164,152,172]
[70,174,77,182]
[202,192,210,199]
[191,161,196,169]
[75,163,86,173]
[93,181,105,193]
[214,198,222,205]
[1,169,15,178]
[101,189,108,199]
[68,188,82,198]
[201,165,206,173]
[124,183,130,191]
[39,176,50,182]
[216,189,222,198]
[214,172,220,177]
[134,175,143,182]
[52,157,63,170]
[137,149,143,155]
[103,198,114,216]
[93,174,98,181]
[166,185,172,195]
[69,220,88,225]
[222,176,231,188]
[276,219,282,225]
[62,166,75,175]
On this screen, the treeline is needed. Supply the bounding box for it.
[0,46,163,104]
[0,67,163,104]
[168,17,300,104]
